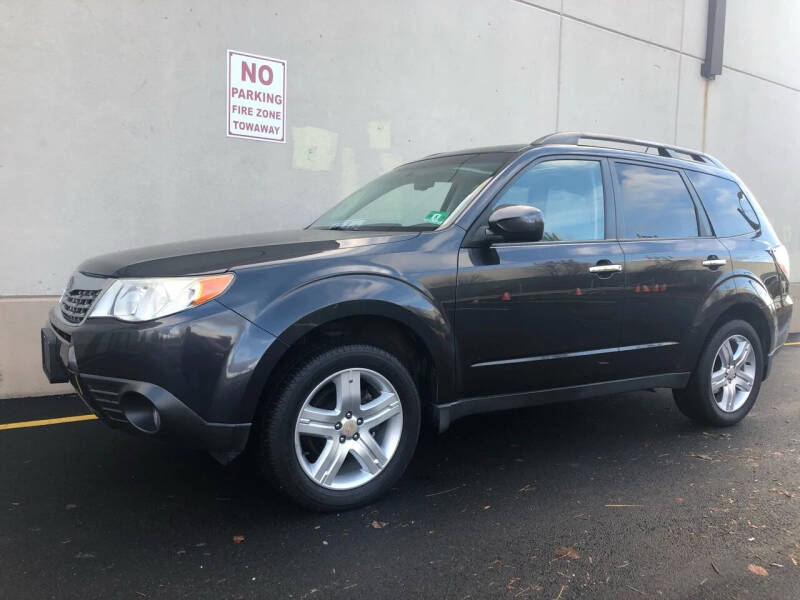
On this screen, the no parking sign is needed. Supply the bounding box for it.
[227,50,286,142]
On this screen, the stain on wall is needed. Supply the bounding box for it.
[367,121,392,150]
[291,126,339,172]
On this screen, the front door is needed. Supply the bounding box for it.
[454,157,625,398]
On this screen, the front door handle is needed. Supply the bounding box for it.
[702,256,727,268]
[589,263,623,274]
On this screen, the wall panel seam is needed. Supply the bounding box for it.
[510,0,800,94]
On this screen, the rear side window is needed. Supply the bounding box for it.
[615,163,698,239]
[685,170,760,237]
[490,159,605,241]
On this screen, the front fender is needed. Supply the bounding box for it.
[230,274,455,422]
[678,272,777,372]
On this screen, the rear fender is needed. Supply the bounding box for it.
[678,272,777,372]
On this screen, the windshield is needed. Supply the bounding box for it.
[311,152,513,231]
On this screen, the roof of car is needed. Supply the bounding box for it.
[422,144,531,159]
[421,133,726,171]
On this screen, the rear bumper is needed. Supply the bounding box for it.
[774,293,793,350]
[41,300,278,455]
[765,292,793,380]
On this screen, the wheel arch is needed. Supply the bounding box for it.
[239,274,455,425]
[680,274,777,376]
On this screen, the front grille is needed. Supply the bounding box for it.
[60,288,101,323]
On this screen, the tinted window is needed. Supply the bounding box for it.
[491,159,605,241]
[685,170,760,237]
[615,163,698,239]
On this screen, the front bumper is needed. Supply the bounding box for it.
[41,300,280,455]
[71,372,250,453]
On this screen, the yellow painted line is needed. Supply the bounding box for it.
[783,341,800,346]
[0,414,98,431]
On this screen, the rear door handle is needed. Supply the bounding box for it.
[589,264,623,274]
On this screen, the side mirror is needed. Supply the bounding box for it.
[486,204,544,243]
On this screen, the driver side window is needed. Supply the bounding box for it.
[491,159,605,241]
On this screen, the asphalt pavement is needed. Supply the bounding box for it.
[2,350,799,599]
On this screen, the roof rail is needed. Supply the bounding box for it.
[532,132,725,168]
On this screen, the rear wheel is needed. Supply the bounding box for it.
[673,319,763,426]
[258,344,420,511]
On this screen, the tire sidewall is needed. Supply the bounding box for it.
[265,345,421,510]
[697,320,763,425]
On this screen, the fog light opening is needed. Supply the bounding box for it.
[121,391,161,434]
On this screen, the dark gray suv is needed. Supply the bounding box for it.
[42,132,792,510]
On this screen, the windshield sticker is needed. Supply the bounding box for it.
[423,210,450,226]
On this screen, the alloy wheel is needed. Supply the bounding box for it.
[294,368,403,490]
[710,334,756,413]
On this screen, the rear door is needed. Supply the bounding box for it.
[611,160,731,377]
[455,156,626,398]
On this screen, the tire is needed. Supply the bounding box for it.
[673,319,763,427]
[257,344,421,511]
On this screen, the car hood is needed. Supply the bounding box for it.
[78,229,418,278]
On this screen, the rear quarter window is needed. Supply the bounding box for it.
[685,170,760,237]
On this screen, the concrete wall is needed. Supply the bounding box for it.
[0,298,72,397]
[1,0,799,397]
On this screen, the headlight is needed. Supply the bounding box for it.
[89,273,235,322]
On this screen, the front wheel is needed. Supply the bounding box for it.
[258,344,421,511]
[673,319,763,426]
